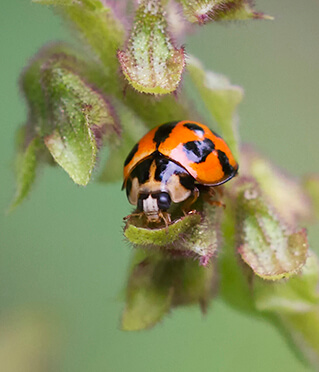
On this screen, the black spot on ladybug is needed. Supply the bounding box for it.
[153,122,178,148]
[130,157,153,184]
[183,138,215,163]
[154,157,191,184]
[183,123,205,136]
[124,143,139,166]
[154,157,170,182]
[217,149,235,176]
[179,173,195,190]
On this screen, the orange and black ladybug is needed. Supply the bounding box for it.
[122,121,238,224]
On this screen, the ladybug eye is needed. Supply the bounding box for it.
[156,192,171,211]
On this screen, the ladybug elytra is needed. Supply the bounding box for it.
[123,121,238,225]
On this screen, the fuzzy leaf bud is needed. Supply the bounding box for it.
[235,178,308,280]
[124,199,222,265]
[122,250,216,331]
[118,0,185,95]
[40,54,120,185]
[177,0,272,24]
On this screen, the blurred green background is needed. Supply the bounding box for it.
[1,0,318,371]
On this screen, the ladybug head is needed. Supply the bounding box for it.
[137,192,171,221]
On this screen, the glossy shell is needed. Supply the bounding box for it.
[123,120,238,186]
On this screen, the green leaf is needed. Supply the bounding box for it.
[41,54,120,185]
[34,0,125,88]
[15,43,120,203]
[121,252,174,331]
[172,258,215,312]
[124,213,202,247]
[10,132,43,211]
[44,130,95,186]
[20,62,47,136]
[182,202,222,265]
[235,178,308,280]
[176,0,272,23]
[20,42,107,136]
[122,250,216,331]
[118,0,185,95]
[124,201,222,264]
[187,56,243,160]
[19,44,73,137]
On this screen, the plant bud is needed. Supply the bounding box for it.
[118,0,185,95]
[122,250,216,331]
[235,178,308,280]
[41,54,120,185]
[177,0,272,24]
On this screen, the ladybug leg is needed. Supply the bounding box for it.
[123,211,143,221]
[158,211,171,231]
[205,187,225,208]
[182,187,200,216]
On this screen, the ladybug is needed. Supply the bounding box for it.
[123,121,238,225]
